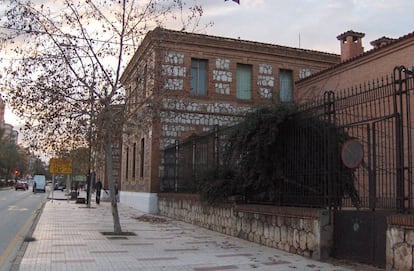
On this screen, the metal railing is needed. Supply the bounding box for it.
[161,66,414,211]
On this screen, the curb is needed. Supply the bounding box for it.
[9,194,48,271]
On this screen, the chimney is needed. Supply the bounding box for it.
[370,36,395,49]
[337,30,365,62]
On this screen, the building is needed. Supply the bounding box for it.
[2,123,18,144]
[0,96,5,125]
[0,97,19,144]
[120,27,340,213]
[94,104,124,191]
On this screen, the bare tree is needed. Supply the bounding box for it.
[1,0,205,233]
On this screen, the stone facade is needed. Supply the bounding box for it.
[257,63,274,99]
[158,194,332,260]
[386,215,414,271]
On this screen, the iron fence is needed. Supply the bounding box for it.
[161,66,414,211]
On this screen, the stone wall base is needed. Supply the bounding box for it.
[157,193,332,260]
[386,214,414,271]
[120,191,158,214]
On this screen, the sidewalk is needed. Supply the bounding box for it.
[15,190,383,271]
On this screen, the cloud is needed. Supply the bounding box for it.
[198,0,414,54]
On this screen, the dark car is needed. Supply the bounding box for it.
[15,181,27,190]
[54,183,66,191]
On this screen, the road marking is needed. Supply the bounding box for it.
[0,205,38,268]
[8,205,29,211]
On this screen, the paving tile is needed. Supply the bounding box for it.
[16,190,377,271]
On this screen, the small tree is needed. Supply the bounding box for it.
[2,0,206,233]
[0,139,27,181]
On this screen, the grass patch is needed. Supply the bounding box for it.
[24,236,36,242]
[101,231,136,236]
[132,214,168,224]
[106,236,128,240]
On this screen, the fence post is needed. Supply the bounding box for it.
[191,134,197,181]
[369,124,376,210]
[393,66,405,211]
[174,139,179,192]
[214,125,219,177]
[323,91,336,208]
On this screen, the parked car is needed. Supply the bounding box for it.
[54,183,66,191]
[15,181,26,190]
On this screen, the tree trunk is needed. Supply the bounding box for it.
[104,112,122,233]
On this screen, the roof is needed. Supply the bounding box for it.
[122,27,340,82]
[150,27,339,59]
[370,36,396,47]
[297,30,414,84]
[336,30,365,40]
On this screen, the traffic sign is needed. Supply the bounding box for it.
[49,158,73,174]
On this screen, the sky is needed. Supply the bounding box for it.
[201,0,414,54]
[4,0,414,126]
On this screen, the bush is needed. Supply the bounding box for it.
[196,104,359,207]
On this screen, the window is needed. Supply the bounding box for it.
[126,86,132,112]
[191,59,207,95]
[236,64,252,99]
[132,143,137,178]
[279,69,293,102]
[140,138,145,178]
[143,64,148,98]
[125,147,129,179]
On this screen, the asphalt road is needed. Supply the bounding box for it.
[0,186,46,271]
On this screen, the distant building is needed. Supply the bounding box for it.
[0,97,18,144]
[2,123,18,144]
[0,96,5,125]
[94,104,124,191]
[119,27,340,213]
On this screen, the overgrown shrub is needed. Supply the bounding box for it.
[196,167,237,204]
[197,104,359,207]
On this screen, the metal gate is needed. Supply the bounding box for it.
[334,118,398,267]
[334,210,391,267]
[333,66,414,268]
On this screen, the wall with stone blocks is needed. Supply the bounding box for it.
[158,194,333,260]
[386,215,414,271]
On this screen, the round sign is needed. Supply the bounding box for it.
[341,139,364,169]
